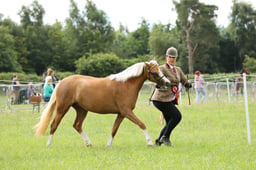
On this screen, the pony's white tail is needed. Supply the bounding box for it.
[34,84,58,136]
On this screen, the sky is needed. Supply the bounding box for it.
[0,0,255,31]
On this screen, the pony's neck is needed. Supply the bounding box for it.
[126,65,147,91]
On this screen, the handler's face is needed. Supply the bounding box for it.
[166,56,176,66]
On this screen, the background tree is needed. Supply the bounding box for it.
[217,28,238,72]
[82,0,114,54]
[243,55,256,73]
[111,24,130,59]
[66,0,114,56]
[48,22,70,71]
[62,0,81,71]
[18,0,51,74]
[242,55,256,73]
[192,17,220,73]
[0,18,24,72]
[229,1,256,70]
[0,25,22,72]
[149,23,179,61]
[173,0,219,74]
[125,19,150,58]
[66,0,115,72]
[75,53,124,77]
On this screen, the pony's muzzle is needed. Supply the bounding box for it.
[161,77,171,87]
[165,81,172,87]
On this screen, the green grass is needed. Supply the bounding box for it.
[0,101,255,169]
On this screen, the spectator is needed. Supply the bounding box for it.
[43,76,54,102]
[46,68,57,88]
[27,83,35,104]
[240,67,249,77]
[233,75,240,96]
[42,71,47,83]
[194,70,206,103]
[11,74,20,104]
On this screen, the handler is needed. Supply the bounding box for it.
[151,47,192,146]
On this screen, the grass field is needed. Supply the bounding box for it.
[0,101,255,169]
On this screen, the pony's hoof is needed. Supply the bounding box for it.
[147,141,154,147]
[46,141,52,147]
[146,139,154,146]
[86,143,92,147]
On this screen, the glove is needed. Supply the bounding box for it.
[155,84,161,89]
[184,82,192,89]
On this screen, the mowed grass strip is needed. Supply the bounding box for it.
[0,101,255,169]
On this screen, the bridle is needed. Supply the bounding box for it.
[146,64,165,84]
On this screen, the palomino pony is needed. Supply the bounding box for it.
[34,60,171,147]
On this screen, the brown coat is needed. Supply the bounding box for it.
[151,63,187,102]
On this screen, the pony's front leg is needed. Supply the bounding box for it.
[125,112,153,146]
[143,129,153,146]
[80,131,92,146]
[107,136,113,147]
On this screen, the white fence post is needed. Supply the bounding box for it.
[243,73,251,145]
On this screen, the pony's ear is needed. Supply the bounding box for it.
[144,62,150,67]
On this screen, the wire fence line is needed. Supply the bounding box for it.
[139,74,256,104]
[0,74,256,112]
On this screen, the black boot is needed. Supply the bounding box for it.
[159,136,172,146]
[155,139,162,146]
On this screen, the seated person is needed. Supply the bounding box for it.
[27,83,35,104]
[43,76,54,102]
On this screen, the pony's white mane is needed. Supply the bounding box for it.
[109,62,145,82]
[109,60,158,82]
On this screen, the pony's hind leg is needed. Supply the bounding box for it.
[73,105,91,147]
[47,111,67,147]
[47,105,70,147]
[107,114,124,147]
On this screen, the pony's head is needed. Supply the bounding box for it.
[144,60,171,87]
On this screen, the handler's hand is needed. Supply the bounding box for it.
[184,82,192,89]
[155,84,161,89]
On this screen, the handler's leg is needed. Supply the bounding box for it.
[160,103,181,146]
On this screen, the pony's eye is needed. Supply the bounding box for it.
[152,72,159,77]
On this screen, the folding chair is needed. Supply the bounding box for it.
[30,96,42,113]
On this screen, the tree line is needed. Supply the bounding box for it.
[0,0,256,77]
